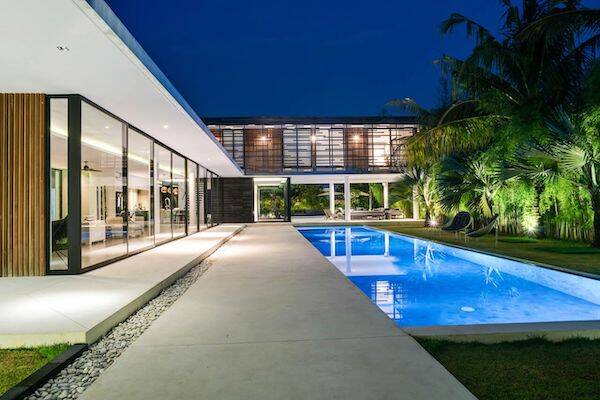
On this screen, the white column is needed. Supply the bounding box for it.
[329,182,335,214]
[383,182,389,209]
[412,186,420,220]
[253,182,259,222]
[344,176,351,221]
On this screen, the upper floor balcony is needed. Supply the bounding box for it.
[205,117,417,175]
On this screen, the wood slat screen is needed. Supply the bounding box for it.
[344,127,369,171]
[244,128,283,174]
[0,94,47,276]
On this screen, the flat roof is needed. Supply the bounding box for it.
[0,0,242,176]
[203,116,418,125]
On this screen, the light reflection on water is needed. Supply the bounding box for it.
[299,226,600,327]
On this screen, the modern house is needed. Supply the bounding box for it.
[206,117,417,222]
[0,0,416,277]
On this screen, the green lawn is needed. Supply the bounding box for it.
[370,221,600,276]
[0,344,69,395]
[418,338,600,400]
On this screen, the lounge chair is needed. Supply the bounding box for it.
[441,211,473,233]
[324,209,343,220]
[385,208,402,220]
[351,209,385,220]
[467,214,499,245]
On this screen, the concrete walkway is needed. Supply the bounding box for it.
[0,224,244,348]
[81,225,475,400]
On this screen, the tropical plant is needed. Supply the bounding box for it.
[410,0,600,159]
[538,108,600,245]
[385,96,503,164]
[437,154,504,222]
[385,0,600,243]
[399,165,438,225]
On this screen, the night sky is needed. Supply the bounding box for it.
[104,1,509,116]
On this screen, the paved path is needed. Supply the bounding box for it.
[0,224,244,348]
[81,224,475,400]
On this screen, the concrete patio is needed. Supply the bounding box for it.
[80,224,475,400]
[0,224,244,348]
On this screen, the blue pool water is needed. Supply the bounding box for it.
[298,226,600,327]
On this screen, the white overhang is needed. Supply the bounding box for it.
[0,0,242,177]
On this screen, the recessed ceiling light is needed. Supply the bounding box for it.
[163,124,169,129]
[104,125,110,129]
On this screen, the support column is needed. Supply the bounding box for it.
[383,182,389,209]
[329,182,335,214]
[253,181,259,222]
[412,186,420,220]
[344,176,351,221]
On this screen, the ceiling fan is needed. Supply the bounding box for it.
[82,161,102,173]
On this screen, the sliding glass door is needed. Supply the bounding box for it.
[187,161,198,234]
[128,129,154,252]
[80,102,127,268]
[47,95,214,273]
[49,98,69,271]
[154,144,172,244]
[172,154,186,238]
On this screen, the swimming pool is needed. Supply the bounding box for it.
[298,226,600,328]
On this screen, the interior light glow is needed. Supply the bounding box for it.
[51,127,183,175]
[310,135,317,143]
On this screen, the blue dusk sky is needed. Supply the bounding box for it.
[103,1,588,117]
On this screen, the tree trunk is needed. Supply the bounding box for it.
[592,191,600,248]
[424,208,431,227]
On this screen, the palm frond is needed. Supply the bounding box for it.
[517,8,600,41]
[440,13,500,45]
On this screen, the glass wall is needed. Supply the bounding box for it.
[187,161,198,234]
[128,129,154,252]
[172,154,186,238]
[155,144,172,244]
[198,166,206,229]
[47,96,213,273]
[205,172,212,225]
[80,102,127,268]
[49,98,69,271]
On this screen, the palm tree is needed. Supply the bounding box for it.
[437,154,504,222]
[385,97,504,164]
[442,1,599,110]
[539,108,600,246]
[399,166,438,226]
[428,0,600,156]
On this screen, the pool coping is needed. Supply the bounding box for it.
[294,224,600,343]
[404,320,600,343]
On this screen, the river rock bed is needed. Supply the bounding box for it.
[26,261,210,400]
